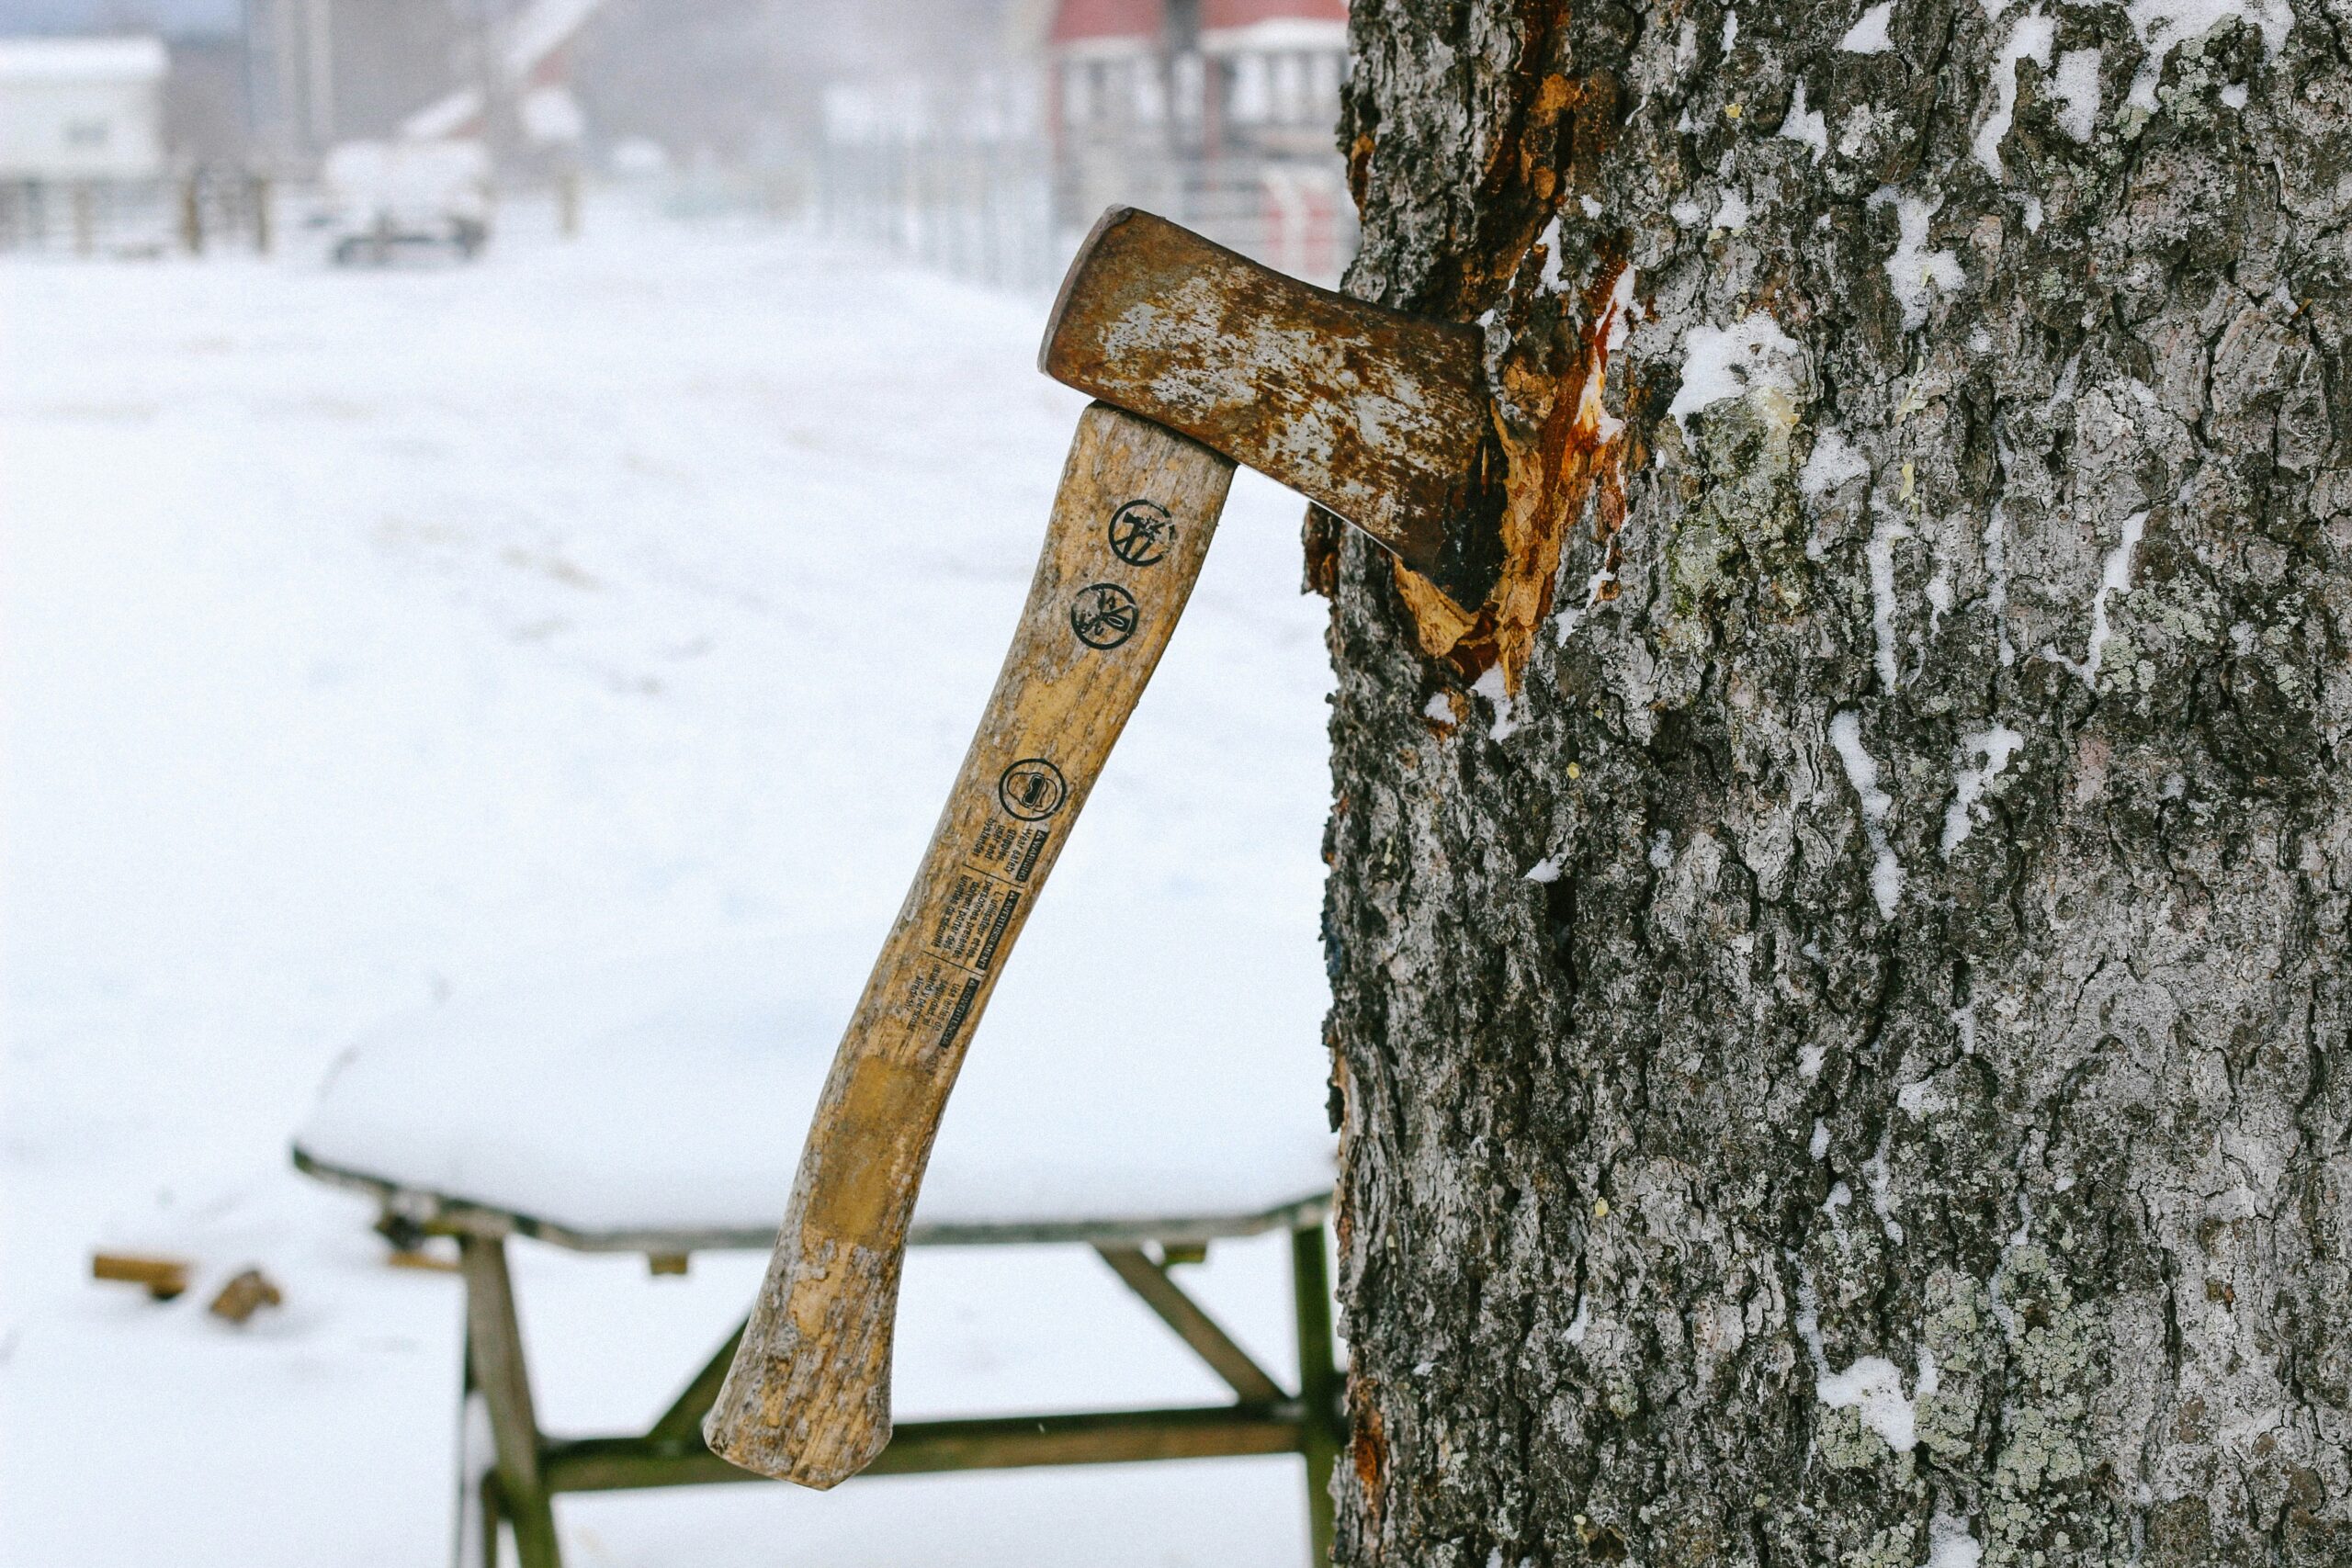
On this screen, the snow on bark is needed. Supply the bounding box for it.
[1324,0,2352,1562]
[1871,189,1964,330]
[1940,724,2026,854]
[2052,48,2103,141]
[1666,311,1805,433]
[2119,0,2290,109]
[1471,661,1518,739]
[1839,2,1894,52]
[1866,504,1910,688]
[1777,78,1828,160]
[1827,713,1900,895]
[1797,1263,1938,1450]
[1816,1351,1938,1452]
[1928,1513,1986,1568]
[1973,9,2056,177]
[1801,428,1870,499]
[2045,509,2146,688]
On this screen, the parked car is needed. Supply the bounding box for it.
[320,140,491,265]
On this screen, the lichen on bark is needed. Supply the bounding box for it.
[1317,2,2352,1564]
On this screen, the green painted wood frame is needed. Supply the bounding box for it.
[275,1149,1343,1568]
[453,1223,1340,1568]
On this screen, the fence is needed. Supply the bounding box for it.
[0,168,277,257]
[813,73,1357,293]
[1054,147,1355,285]
[815,135,1059,292]
[0,118,1357,291]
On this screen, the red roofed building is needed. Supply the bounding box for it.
[1044,0,1350,275]
[1201,0,1346,154]
[1048,0,1167,135]
[1047,0,1344,155]
[1054,0,1168,40]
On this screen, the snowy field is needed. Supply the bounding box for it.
[0,208,1338,1564]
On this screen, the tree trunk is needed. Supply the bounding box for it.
[1317,3,2352,1564]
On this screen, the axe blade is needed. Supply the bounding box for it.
[1040,207,1491,584]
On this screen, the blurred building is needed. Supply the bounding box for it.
[1044,0,1349,276]
[1046,0,1345,161]
[243,0,476,163]
[1199,0,1348,154]
[0,35,170,181]
[242,0,599,171]
[162,31,254,165]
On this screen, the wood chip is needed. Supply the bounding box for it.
[91,1252,191,1301]
[385,1247,458,1274]
[206,1267,284,1325]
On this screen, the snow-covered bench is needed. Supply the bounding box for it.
[291,923,1341,1568]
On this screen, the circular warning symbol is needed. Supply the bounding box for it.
[998,758,1068,821]
[1069,582,1140,649]
[1107,500,1175,567]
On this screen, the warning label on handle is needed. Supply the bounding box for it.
[931,874,1023,972]
[968,818,1050,884]
[899,961,982,1050]
[893,794,1058,1052]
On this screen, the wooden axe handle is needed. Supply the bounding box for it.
[704,402,1236,1487]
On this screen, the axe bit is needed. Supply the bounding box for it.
[707,208,1495,1488]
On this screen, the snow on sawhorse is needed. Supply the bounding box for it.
[291,919,1342,1568]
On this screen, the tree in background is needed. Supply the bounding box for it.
[1316,1,2350,1562]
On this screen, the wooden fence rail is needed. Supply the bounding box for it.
[814,137,1356,292]
[0,171,277,258]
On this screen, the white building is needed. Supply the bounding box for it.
[0,37,169,183]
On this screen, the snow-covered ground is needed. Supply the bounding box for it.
[0,209,1338,1564]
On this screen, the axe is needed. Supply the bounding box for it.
[706,208,1495,1487]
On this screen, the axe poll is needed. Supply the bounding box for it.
[706,207,1496,1487]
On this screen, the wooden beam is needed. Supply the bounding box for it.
[459,1235,562,1568]
[1095,1245,1284,1403]
[293,1144,1327,1255]
[542,1404,1306,1494]
[645,1322,743,1444]
[1290,1224,1342,1565]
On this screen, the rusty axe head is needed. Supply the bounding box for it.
[1040,208,1498,603]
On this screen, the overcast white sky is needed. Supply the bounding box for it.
[3,1,246,37]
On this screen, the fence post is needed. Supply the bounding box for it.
[179,171,205,255]
[72,183,95,257]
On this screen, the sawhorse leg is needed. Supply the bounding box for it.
[1292,1222,1340,1565]
[458,1235,562,1568]
[454,1351,495,1568]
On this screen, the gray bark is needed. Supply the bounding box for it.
[1317,3,2352,1564]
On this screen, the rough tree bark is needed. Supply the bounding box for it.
[1315,2,2352,1564]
